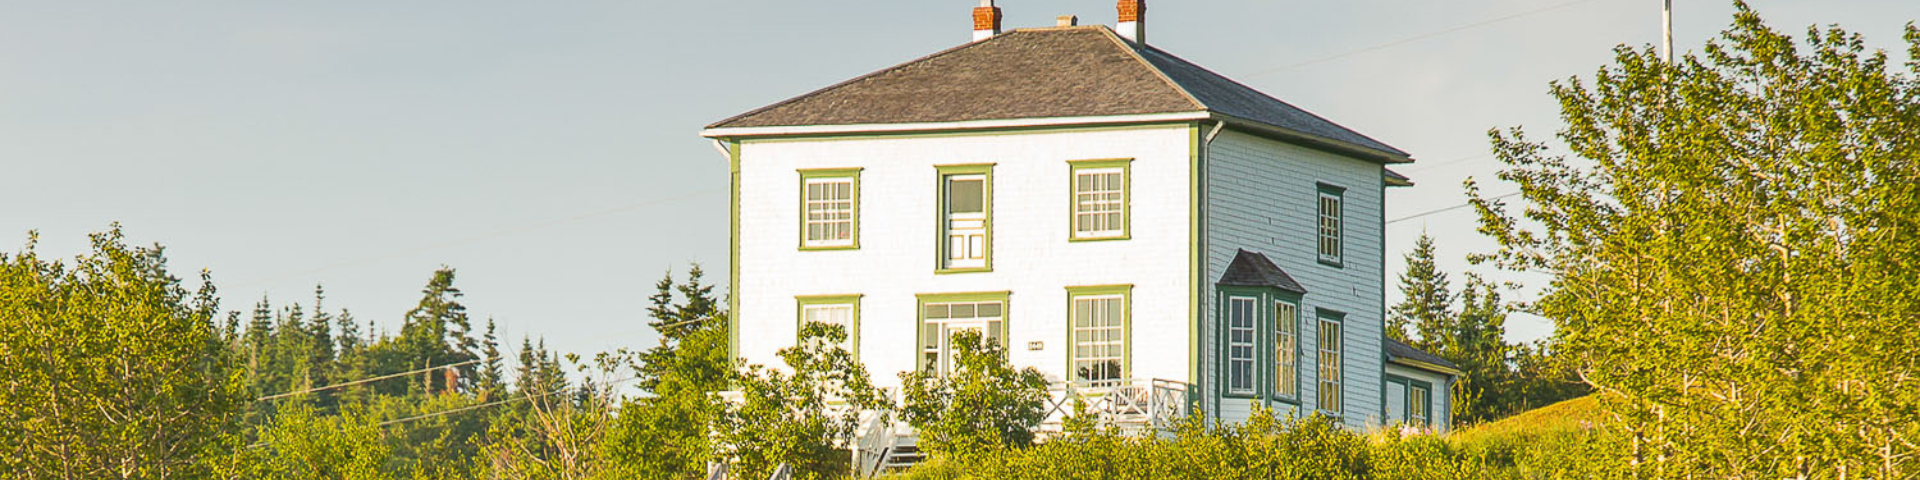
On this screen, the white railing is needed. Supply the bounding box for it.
[1038,378,1191,436]
[850,410,896,478]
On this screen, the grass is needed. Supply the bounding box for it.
[1451,395,1603,445]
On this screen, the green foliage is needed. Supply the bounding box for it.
[898,330,1050,456]
[0,226,248,479]
[603,267,730,479]
[222,405,391,480]
[1469,1,1920,475]
[717,323,888,480]
[893,408,1501,480]
[1388,233,1588,425]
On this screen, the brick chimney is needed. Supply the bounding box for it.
[973,0,1002,42]
[1117,0,1145,44]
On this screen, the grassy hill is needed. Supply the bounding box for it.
[1453,395,1603,444]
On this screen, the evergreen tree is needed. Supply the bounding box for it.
[1388,234,1454,345]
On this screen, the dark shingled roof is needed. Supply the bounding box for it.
[1385,338,1460,373]
[1217,249,1307,294]
[708,26,1408,160]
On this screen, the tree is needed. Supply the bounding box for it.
[604,266,730,478]
[0,226,248,479]
[1388,233,1455,345]
[718,323,888,480]
[1468,2,1920,475]
[898,330,1051,455]
[222,405,391,480]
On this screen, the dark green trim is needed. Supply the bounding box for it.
[935,164,995,274]
[797,168,863,251]
[728,140,743,363]
[1315,182,1346,269]
[1216,287,1265,400]
[795,294,863,360]
[1216,286,1305,407]
[1064,285,1133,383]
[1381,374,1434,427]
[1066,158,1133,242]
[915,291,1014,374]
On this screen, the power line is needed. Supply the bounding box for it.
[373,376,637,428]
[256,359,480,401]
[1386,192,1522,225]
[230,186,728,288]
[1247,0,1612,76]
[1398,153,1491,174]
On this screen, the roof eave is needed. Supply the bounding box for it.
[1388,356,1464,377]
[1208,112,1414,164]
[700,111,1211,140]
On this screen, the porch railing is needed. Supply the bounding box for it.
[1038,378,1191,436]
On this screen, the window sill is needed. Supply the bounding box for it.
[1317,258,1344,269]
[799,244,860,251]
[935,266,992,275]
[1068,234,1130,243]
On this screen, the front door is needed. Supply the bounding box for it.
[921,300,1005,375]
[944,174,987,269]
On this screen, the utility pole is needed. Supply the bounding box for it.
[1661,0,1674,63]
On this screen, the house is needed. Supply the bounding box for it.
[699,0,1455,468]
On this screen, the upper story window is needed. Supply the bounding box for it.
[1068,159,1131,241]
[1316,183,1345,267]
[799,169,860,250]
[1317,310,1345,415]
[937,164,994,272]
[797,294,861,359]
[1068,285,1131,386]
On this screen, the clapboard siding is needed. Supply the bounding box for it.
[1204,129,1387,430]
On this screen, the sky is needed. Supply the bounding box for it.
[4,0,1917,367]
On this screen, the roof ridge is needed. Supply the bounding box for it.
[703,32,1018,130]
[1092,27,1206,113]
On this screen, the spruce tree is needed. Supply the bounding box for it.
[1389,233,1454,346]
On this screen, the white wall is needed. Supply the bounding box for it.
[734,125,1195,391]
[1204,129,1387,430]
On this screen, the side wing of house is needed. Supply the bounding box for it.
[1202,128,1387,429]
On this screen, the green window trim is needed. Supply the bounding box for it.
[915,291,1013,373]
[798,168,862,251]
[1065,285,1132,385]
[1315,308,1347,417]
[795,294,863,360]
[1316,182,1346,269]
[935,164,995,274]
[1066,158,1132,242]
[1216,286,1304,405]
[1382,375,1434,427]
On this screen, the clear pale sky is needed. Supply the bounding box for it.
[4,1,1915,363]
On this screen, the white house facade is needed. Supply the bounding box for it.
[700,3,1457,468]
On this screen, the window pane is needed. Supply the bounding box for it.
[926,304,949,320]
[976,302,1002,318]
[949,178,984,214]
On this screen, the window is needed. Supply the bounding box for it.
[1384,376,1433,427]
[796,295,861,358]
[1317,311,1344,415]
[1317,184,1344,266]
[1068,159,1130,241]
[1273,299,1299,400]
[1068,285,1130,385]
[918,292,1010,375]
[937,165,994,272]
[1409,383,1431,426]
[799,169,860,250]
[1225,296,1258,396]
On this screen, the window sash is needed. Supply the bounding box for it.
[1317,191,1343,263]
[921,300,1006,375]
[803,177,856,247]
[1226,297,1258,395]
[1409,385,1430,426]
[1071,294,1126,384]
[1273,301,1298,399]
[1317,316,1343,414]
[1071,167,1125,238]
